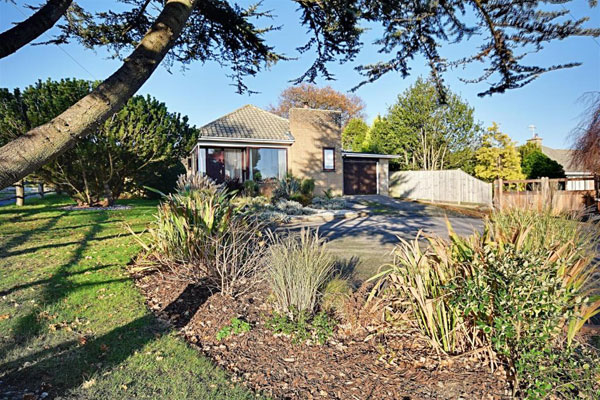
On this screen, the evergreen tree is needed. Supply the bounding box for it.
[0,79,195,206]
[475,123,525,182]
[342,118,369,151]
[363,78,481,172]
[519,142,565,179]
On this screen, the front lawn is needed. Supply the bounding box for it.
[0,195,257,399]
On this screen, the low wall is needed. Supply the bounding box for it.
[389,169,492,206]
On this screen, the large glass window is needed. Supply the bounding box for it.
[206,148,224,182]
[224,149,243,181]
[250,148,286,181]
[197,148,206,175]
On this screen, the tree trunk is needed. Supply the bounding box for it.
[0,0,72,59]
[15,180,24,206]
[0,0,197,190]
[38,182,45,198]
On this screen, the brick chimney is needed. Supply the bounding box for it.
[288,108,343,195]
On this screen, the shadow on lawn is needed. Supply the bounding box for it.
[0,206,199,397]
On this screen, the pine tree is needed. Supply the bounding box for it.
[0,79,195,206]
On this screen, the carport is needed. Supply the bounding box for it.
[342,152,399,196]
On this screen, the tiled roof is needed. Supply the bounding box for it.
[541,146,588,173]
[198,105,293,141]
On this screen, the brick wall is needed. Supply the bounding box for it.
[288,108,343,196]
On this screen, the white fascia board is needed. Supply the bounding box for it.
[342,152,400,159]
[198,136,294,145]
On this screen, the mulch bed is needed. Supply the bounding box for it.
[135,271,510,399]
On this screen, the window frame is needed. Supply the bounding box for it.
[322,147,335,171]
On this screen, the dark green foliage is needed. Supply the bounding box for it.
[42,1,599,96]
[243,179,259,197]
[519,142,566,179]
[365,78,482,172]
[216,318,251,341]
[0,78,195,205]
[273,175,314,206]
[138,162,187,199]
[267,311,335,345]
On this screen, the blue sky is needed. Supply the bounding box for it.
[1,1,599,149]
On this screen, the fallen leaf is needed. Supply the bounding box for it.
[0,314,10,320]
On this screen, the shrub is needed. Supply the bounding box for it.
[266,229,336,317]
[139,175,267,297]
[266,311,336,345]
[370,209,600,397]
[311,196,347,210]
[274,199,313,215]
[273,175,314,206]
[243,179,259,197]
[216,318,251,341]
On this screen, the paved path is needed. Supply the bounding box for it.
[287,196,483,280]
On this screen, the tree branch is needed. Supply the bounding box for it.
[0,0,198,189]
[0,0,73,59]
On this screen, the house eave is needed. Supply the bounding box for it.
[342,151,400,159]
[197,136,295,145]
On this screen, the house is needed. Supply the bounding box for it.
[526,135,595,190]
[186,105,398,195]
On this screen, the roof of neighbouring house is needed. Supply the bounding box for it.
[541,146,588,173]
[198,104,294,142]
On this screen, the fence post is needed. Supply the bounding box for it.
[15,180,24,206]
[38,183,44,198]
[497,178,503,210]
[541,177,549,211]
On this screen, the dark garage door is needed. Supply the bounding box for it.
[343,158,377,195]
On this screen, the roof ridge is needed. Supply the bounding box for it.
[199,104,254,130]
[246,104,290,122]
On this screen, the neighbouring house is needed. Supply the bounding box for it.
[185,105,398,195]
[526,135,595,190]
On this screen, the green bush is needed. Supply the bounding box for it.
[273,175,314,206]
[216,318,251,341]
[370,209,600,398]
[243,179,259,197]
[266,229,336,317]
[267,311,335,344]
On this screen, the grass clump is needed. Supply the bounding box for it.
[370,209,600,398]
[216,318,251,341]
[266,229,336,318]
[137,174,268,297]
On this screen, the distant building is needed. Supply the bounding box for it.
[526,135,594,190]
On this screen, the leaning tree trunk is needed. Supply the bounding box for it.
[0,0,198,190]
[0,0,73,59]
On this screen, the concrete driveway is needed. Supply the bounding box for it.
[287,196,483,280]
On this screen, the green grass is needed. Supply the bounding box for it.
[0,195,258,399]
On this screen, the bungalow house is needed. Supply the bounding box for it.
[185,105,398,196]
[526,135,595,190]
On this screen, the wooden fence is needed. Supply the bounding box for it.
[493,176,599,214]
[0,181,55,206]
[389,169,493,206]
